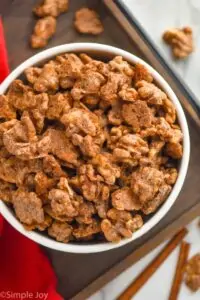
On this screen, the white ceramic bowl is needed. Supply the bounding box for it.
[0,43,190,253]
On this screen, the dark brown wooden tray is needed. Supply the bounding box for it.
[1,1,200,299]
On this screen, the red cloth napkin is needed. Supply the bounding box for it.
[0,18,63,300]
[0,19,9,82]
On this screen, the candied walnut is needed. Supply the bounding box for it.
[133,63,153,83]
[155,118,183,144]
[79,163,103,183]
[170,126,183,144]
[61,108,101,137]
[142,184,171,214]
[71,70,105,101]
[107,125,130,149]
[76,202,96,224]
[0,158,42,186]
[113,219,141,240]
[0,157,25,184]
[113,134,149,165]
[112,187,141,211]
[109,56,134,77]
[6,80,49,132]
[34,0,69,17]
[122,101,153,132]
[101,219,121,243]
[107,208,132,222]
[79,54,109,75]
[163,98,176,124]
[0,120,18,147]
[44,205,73,222]
[136,80,167,105]
[131,167,164,204]
[49,178,79,218]
[73,220,101,239]
[184,254,200,292]
[44,128,79,166]
[91,153,120,185]
[163,26,194,59]
[7,80,35,110]
[12,189,44,225]
[70,164,110,202]
[48,221,72,243]
[0,155,45,187]
[0,95,16,120]
[46,92,72,120]
[30,93,49,132]
[149,140,165,159]
[32,63,59,92]
[43,155,65,177]
[77,175,102,201]
[100,72,131,108]
[59,176,81,199]
[74,8,104,35]
[31,16,56,49]
[126,215,143,232]
[165,142,183,159]
[35,171,56,195]
[164,168,178,185]
[101,211,143,242]
[140,140,166,167]
[36,214,53,231]
[81,58,110,77]
[3,112,50,160]
[119,85,138,102]
[72,133,105,157]
[95,200,109,218]
[0,180,16,203]
[56,54,83,89]
[24,67,42,85]
[79,53,93,64]
[25,214,53,231]
[107,101,123,126]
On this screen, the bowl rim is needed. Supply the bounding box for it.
[0,43,190,253]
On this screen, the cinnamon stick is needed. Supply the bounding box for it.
[117,228,188,300]
[168,241,190,300]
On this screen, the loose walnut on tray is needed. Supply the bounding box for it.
[31,0,69,49]
[163,26,194,59]
[31,2,104,49]
[0,53,183,244]
[184,254,200,292]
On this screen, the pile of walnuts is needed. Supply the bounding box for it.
[0,53,183,243]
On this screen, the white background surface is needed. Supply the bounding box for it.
[90,1,200,299]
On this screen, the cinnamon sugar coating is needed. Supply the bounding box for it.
[0,53,182,243]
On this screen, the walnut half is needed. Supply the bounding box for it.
[163,26,194,59]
